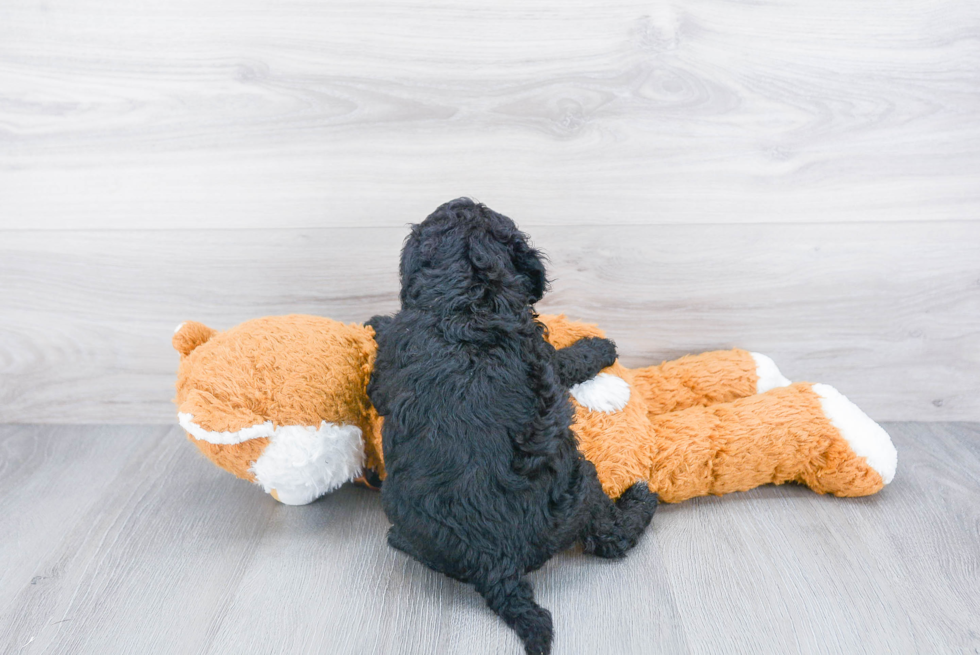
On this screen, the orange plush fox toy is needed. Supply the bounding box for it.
[173,314,896,506]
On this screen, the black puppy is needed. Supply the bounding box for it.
[367,199,658,655]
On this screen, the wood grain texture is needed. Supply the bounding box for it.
[661,422,980,654]
[2,222,977,423]
[1,423,978,654]
[1,0,979,229]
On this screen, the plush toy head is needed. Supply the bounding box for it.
[173,315,384,504]
[171,314,617,505]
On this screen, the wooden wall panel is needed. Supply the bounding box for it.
[1,222,977,423]
[2,0,978,422]
[2,0,979,229]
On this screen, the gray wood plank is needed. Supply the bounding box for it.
[0,425,280,654]
[1,423,978,654]
[2,222,978,423]
[1,0,979,229]
[661,422,980,655]
[0,425,159,613]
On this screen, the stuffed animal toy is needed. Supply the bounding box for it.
[173,314,896,506]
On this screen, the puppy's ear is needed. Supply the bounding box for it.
[467,229,506,275]
[512,245,548,304]
[398,226,422,305]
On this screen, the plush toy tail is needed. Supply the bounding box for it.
[172,321,218,357]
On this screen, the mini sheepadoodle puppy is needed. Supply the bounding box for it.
[367,198,658,655]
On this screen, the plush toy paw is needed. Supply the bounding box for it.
[750,352,792,393]
[813,383,897,485]
[570,373,631,413]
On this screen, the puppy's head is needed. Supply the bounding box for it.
[400,198,548,312]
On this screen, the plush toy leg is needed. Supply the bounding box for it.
[629,349,791,416]
[642,383,897,502]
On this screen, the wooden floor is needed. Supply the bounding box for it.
[1,423,978,654]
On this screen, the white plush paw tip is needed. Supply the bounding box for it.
[751,352,792,392]
[269,487,318,505]
[814,383,898,484]
[570,373,631,413]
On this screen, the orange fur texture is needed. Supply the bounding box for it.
[174,315,385,478]
[174,314,885,502]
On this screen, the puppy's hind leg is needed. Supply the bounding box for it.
[474,573,553,655]
[581,473,659,560]
[612,481,660,546]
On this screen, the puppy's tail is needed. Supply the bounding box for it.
[475,575,553,655]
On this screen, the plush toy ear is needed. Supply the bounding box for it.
[173,321,217,357]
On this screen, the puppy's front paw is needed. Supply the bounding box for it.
[584,336,618,369]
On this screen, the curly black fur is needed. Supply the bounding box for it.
[367,198,658,655]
